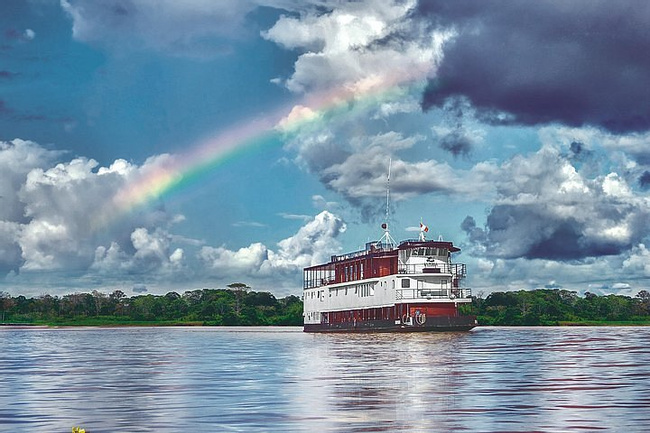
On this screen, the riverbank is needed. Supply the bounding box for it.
[557,319,650,326]
[2,318,206,327]
[3,287,650,327]
[4,319,650,327]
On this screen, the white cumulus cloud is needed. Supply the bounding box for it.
[0,140,185,284]
[263,0,449,94]
[199,210,346,282]
[92,227,185,275]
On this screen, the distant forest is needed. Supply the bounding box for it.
[0,283,302,326]
[2,286,650,326]
[463,289,650,325]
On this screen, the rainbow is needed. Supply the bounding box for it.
[106,71,428,223]
[111,115,279,212]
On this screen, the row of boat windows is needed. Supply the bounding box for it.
[407,248,449,257]
[317,308,395,324]
[357,283,374,297]
[307,290,325,300]
[328,283,374,297]
[307,278,448,298]
[307,278,448,300]
[343,263,364,281]
[306,283,377,301]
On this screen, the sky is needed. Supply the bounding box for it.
[1,0,649,298]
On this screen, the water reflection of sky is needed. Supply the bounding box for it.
[292,332,478,431]
[1,327,649,431]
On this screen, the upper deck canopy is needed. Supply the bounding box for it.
[398,239,460,253]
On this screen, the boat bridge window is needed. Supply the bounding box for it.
[410,247,449,257]
[402,279,410,288]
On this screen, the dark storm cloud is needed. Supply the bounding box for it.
[418,0,650,133]
[477,204,627,261]
[523,218,620,260]
[460,215,486,244]
[460,146,650,262]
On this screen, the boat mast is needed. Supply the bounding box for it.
[378,158,396,249]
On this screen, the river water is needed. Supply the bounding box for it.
[1,326,649,432]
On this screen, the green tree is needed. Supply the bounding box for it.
[0,291,13,322]
[108,290,127,316]
[228,283,250,316]
[636,290,650,315]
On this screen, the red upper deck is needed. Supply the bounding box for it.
[303,239,461,290]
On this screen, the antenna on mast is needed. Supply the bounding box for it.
[378,158,396,249]
[386,158,391,224]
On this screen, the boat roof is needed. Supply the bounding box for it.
[398,239,460,253]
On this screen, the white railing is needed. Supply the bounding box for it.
[395,287,472,301]
[397,263,466,277]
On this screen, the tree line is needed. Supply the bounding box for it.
[2,286,650,327]
[462,289,650,325]
[0,283,303,326]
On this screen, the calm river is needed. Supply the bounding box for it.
[1,326,649,432]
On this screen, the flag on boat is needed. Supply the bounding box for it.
[420,222,429,232]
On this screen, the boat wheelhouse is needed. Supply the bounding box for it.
[303,231,477,333]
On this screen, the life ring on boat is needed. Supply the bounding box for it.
[416,313,427,325]
[402,314,409,324]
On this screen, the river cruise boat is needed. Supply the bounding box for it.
[303,222,477,333]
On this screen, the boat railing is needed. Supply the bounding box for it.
[398,263,449,274]
[329,241,395,263]
[398,263,466,276]
[451,263,466,277]
[395,287,472,300]
[330,248,367,262]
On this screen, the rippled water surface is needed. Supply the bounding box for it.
[1,326,649,432]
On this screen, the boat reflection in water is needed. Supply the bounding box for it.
[291,327,650,432]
